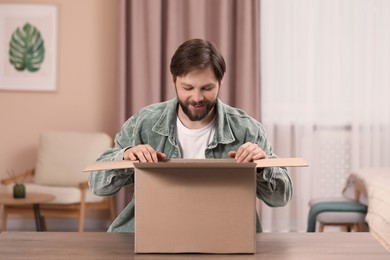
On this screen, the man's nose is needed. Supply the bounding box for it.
[192,90,204,103]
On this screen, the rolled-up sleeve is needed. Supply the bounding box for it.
[256,166,292,207]
[88,147,135,196]
[89,168,134,196]
[88,117,138,196]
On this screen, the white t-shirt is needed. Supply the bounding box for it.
[176,116,216,159]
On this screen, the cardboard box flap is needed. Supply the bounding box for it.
[83,157,307,172]
[255,157,308,168]
[83,160,136,172]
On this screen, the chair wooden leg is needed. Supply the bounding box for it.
[353,223,360,232]
[319,223,363,232]
[346,225,352,232]
[319,223,325,232]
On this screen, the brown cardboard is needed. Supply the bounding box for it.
[135,160,257,254]
[83,157,308,172]
[83,158,308,254]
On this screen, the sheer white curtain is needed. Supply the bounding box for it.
[260,0,390,232]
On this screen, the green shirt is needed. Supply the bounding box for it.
[88,98,292,232]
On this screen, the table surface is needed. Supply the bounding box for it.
[0,232,388,259]
[0,192,55,205]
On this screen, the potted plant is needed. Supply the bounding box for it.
[7,169,26,198]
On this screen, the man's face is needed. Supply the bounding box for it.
[174,66,220,122]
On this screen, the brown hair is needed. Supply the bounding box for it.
[170,39,226,83]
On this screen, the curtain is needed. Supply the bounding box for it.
[261,0,390,231]
[117,0,260,209]
[124,0,260,119]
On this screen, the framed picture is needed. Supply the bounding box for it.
[0,4,57,91]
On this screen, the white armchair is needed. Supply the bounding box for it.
[1,131,116,232]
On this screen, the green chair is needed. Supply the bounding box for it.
[307,173,369,232]
[307,197,367,232]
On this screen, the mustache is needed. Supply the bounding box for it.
[189,101,207,106]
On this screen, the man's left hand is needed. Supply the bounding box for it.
[228,142,267,163]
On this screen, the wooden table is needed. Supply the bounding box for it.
[0,232,388,259]
[0,192,55,232]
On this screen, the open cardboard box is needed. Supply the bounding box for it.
[84,158,308,254]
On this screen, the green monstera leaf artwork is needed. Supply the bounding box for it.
[9,23,45,72]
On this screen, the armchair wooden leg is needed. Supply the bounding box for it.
[39,216,47,231]
[78,216,85,232]
[78,205,85,232]
[78,190,87,232]
[1,205,7,231]
[109,197,116,222]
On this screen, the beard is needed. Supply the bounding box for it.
[178,98,217,121]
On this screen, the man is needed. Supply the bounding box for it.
[88,38,292,232]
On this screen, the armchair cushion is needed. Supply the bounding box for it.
[5,183,104,204]
[34,132,112,187]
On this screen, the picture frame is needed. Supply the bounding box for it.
[0,4,57,91]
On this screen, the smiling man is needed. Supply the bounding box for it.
[88,39,292,233]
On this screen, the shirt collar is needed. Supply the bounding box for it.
[152,98,236,145]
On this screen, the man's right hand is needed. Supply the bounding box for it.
[123,144,166,162]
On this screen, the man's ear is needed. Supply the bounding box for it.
[171,74,176,83]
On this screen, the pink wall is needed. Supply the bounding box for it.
[0,0,121,181]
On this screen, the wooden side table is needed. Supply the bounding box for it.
[0,192,55,232]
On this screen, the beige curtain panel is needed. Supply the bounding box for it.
[124,0,260,120]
